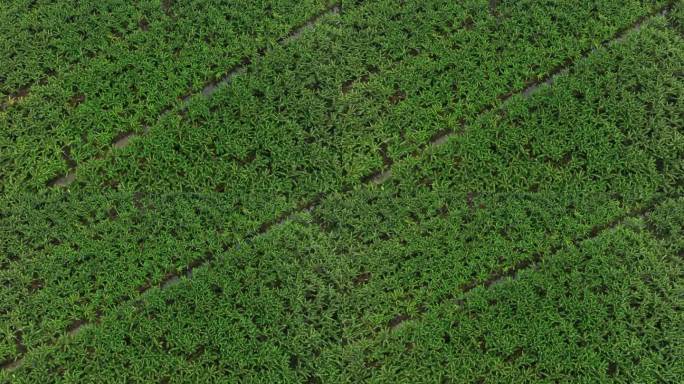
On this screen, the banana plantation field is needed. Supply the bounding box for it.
[1,0,682,382]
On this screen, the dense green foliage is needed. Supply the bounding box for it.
[8,208,683,382]
[1,0,333,191]
[0,0,331,98]
[0,0,682,382]
[0,0,670,193]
